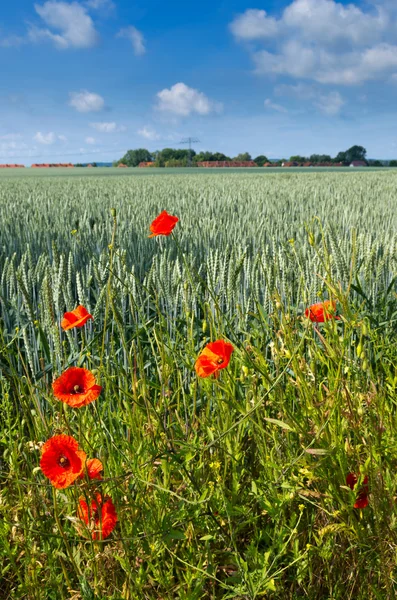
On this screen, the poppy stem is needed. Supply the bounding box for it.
[52,487,82,578]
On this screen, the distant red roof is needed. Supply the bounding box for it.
[0,164,25,168]
[197,161,257,168]
[118,163,128,167]
[138,162,155,167]
[350,160,367,167]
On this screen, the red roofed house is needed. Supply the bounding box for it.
[197,161,257,168]
[350,161,367,167]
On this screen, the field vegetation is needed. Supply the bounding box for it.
[1,171,397,599]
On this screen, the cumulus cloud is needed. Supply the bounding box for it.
[264,98,288,113]
[85,136,96,144]
[274,83,345,115]
[90,122,125,132]
[230,9,279,40]
[33,131,67,144]
[138,126,160,140]
[230,0,397,85]
[0,35,26,48]
[29,1,99,49]
[69,90,105,113]
[117,26,146,56]
[156,83,223,116]
[0,134,28,155]
[85,0,115,11]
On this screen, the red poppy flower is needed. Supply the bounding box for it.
[149,210,179,238]
[77,493,117,540]
[80,458,103,481]
[305,300,340,323]
[61,305,93,331]
[40,435,86,489]
[52,367,102,408]
[346,473,369,509]
[195,339,234,378]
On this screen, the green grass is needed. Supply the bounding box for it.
[1,172,397,599]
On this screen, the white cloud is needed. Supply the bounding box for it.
[264,98,288,113]
[90,121,126,132]
[137,126,160,140]
[58,134,68,142]
[34,132,56,144]
[85,0,115,11]
[0,35,26,48]
[274,83,345,115]
[117,26,146,56]
[69,90,105,112]
[231,0,397,86]
[156,82,223,116]
[30,1,99,49]
[0,135,28,154]
[229,9,278,40]
[314,91,345,115]
[85,136,97,144]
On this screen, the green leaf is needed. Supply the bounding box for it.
[264,417,294,431]
[305,448,329,455]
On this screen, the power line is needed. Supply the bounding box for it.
[179,137,200,166]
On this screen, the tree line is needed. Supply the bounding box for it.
[113,145,395,167]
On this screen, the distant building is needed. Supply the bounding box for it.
[118,163,128,168]
[197,161,257,168]
[282,161,299,167]
[31,163,73,168]
[0,164,24,168]
[350,161,367,167]
[138,162,155,167]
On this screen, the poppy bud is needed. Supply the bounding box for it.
[202,320,207,333]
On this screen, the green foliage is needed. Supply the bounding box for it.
[0,170,396,599]
[253,155,269,166]
[233,152,252,161]
[289,155,307,163]
[389,160,397,167]
[194,151,232,163]
[309,154,332,163]
[117,148,152,167]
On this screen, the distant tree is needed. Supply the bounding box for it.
[333,151,347,165]
[92,162,98,167]
[253,155,269,166]
[211,152,231,161]
[194,151,214,163]
[157,148,195,163]
[118,148,152,167]
[345,145,367,164]
[164,158,192,167]
[234,152,252,161]
[389,160,397,167]
[369,160,384,167]
[309,154,332,163]
[75,163,84,167]
[289,155,307,163]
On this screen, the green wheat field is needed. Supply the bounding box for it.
[1,170,397,600]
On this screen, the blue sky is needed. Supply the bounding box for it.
[1,0,397,163]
